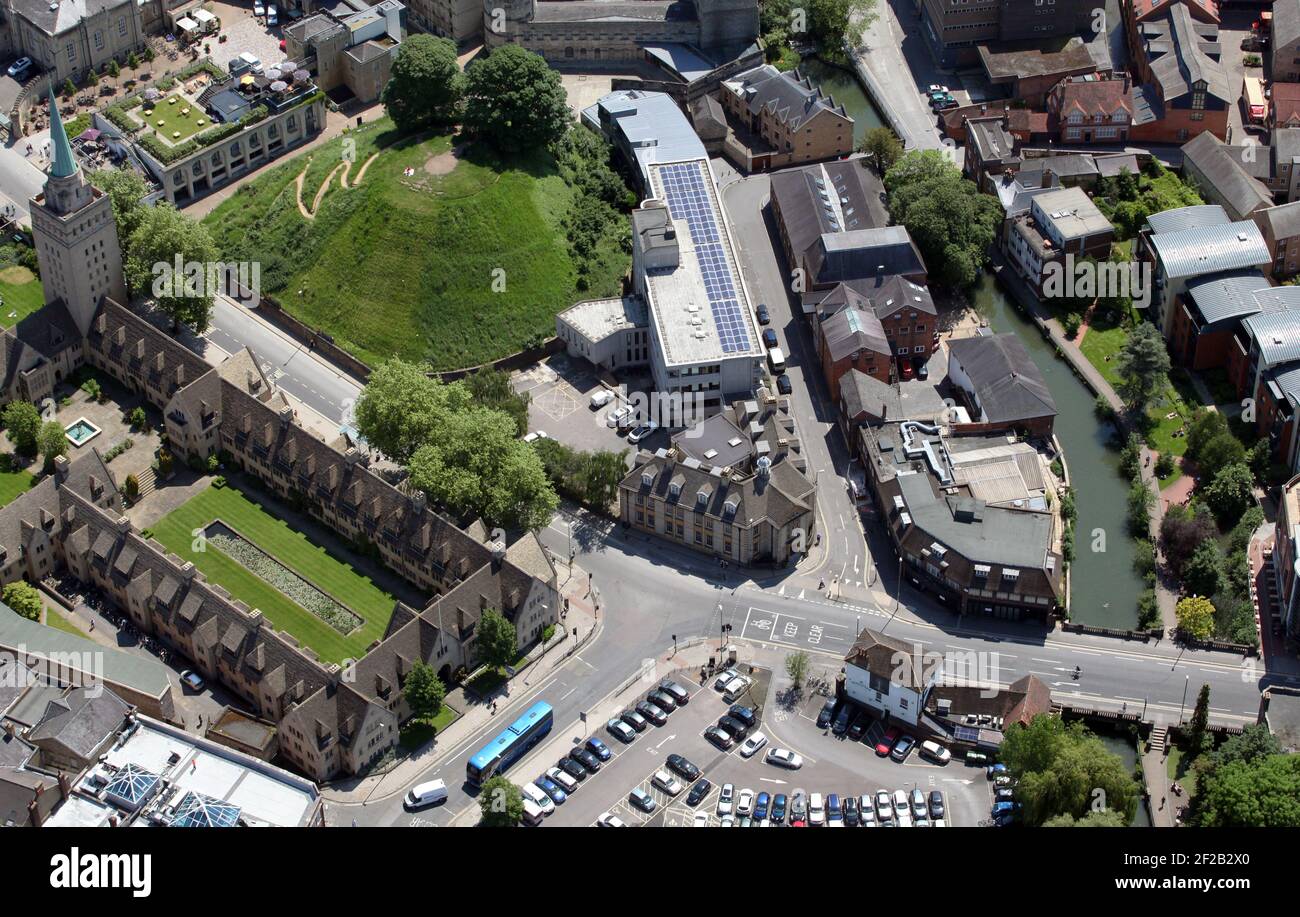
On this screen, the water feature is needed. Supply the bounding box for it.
[970,276,1146,629]
[64,418,102,447]
[795,57,885,147]
[1095,727,1152,827]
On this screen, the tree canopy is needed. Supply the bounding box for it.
[125,202,219,333]
[353,358,473,463]
[476,609,518,671]
[1115,322,1170,412]
[3,401,43,454]
[463,45,570,154]
[403,660,447,722]
[859,126,902,173]
[1200,462,1255,525]
[1175,595,1215,640]
[2,581,43,621]
[478,775,525,827]
[381,34,464,132]
[998,715,1138,826]
[884,150,1000,290]
[1195,754,1300,827]
[91,168,151,257]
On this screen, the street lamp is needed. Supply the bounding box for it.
[894,552,905,613]
[1178,675,1189,723]
[721,622,732,653]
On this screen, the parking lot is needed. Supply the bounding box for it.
[515,661,993,826]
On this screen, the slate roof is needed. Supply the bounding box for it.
[1145,5,1231,104]
[806,226,926,287]
[11,0,134,37]
[819,298,890,361]
[947,334,1058,424]
[1181,131,1274,219]
[726,64,850,131]
[845,628,925,688]
[770,159,876,266]
[840,369,901,422]
[1254,201,1300,241]
[1275,0,1300,52]
[27,686,130,763]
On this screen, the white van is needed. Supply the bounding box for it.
[521,798,544,826]
[520,782,555,816]
[239,51,264,74]
[767,347,786,373]
[404,778,447,810]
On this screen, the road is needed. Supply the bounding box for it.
[205,294,362,427]
[0,140,46,224]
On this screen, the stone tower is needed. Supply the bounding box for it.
[696,0,761,50]
[29,88,127,337]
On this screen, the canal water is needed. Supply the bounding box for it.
[796,57,885,146]
[1095,728,1153,827]
[972,277,1146,630]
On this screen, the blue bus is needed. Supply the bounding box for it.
[466,701,553,786]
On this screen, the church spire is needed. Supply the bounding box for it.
[47,85,79,180]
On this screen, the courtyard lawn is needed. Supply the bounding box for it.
[151,481,400,663]
[43,608,86,637]
[399,704,461,750]
[0,266,46,329]
[0,464,36,508]
[202,118,628,371]
[138,95,209,144]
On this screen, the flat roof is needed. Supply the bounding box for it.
[581,90,707,188]
[645,159,763,367]
[558,295,648,344]
[1031,187,1112,241]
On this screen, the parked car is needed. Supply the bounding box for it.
[534,776,566,805]
[929,790,945,819]
[875,790,894,822]
[717,783,735,816]
[180,670,205,692]
[754,792,771,820]
[875,726,901,756]
[718,715,750,741]
[546,766,578,793]
[620,709,649,732]
[816,698,838,729]
[910,788,927,819]
[771,794,787,824]
[891,735,916,762]
[693,811,709,827]
[626,421,659,444]
[919,740,951,764]
[927,84,950,94]
[607,717,636,743]
[713,668,741,690]
[987,763,1008,780]
[520,783,555,816]
[893,790,910,819]
[589,389,615,408]
[686,778,711,807]
[556,756,587,781]
[6,57,33,79]
[858,794,876,827]
[267,5,278,25]
[847,710,869,741]
[570,747,602,773]
[652,769,682,796]
[647,689,677,712]
[826,794,843,826]
[914,359,929,381]
[765,747,803,769]
[705,725,734,750]
[762,328,779,349]
[629,787,657,813]
[727,705,757,728]
[843,795,859,827]
[736,787,755,816]
[776,374,792,395]
[659,680,690,705]
[585,737,612,761]
[666,753,700,782]
[789,789,808,823]
[636,700,668,726]
[739,732,768,758]
[522,430,548,444]
[965,750,989,766]
[596,812,626,827]
[755,303,770,324]
[606,405,634,428]
[808,792,826,826]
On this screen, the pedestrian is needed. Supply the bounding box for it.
[89,620,94,632]
[1160,795,1166,809]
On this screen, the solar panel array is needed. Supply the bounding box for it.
[952,725,981,744]
[656,162,753,355]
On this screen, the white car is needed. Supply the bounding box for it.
[875,790,893,822]
[267,4,278,25]
[808,792,825,826]
[626,421,658,444]
[739,731,768,758]
[765,747,803,769]
[736,787,755,816]
[716,783,735,816]
[652,769,682,796]
[893,790,910,818]
[180,670,205,692]
[693,811,709,827]
[546,766,578,793]
[520,783,555,816]
[253,0,265,15]
[719,813,735,827]
[589,389,615,408]
[927,84,949,94]
[605,405,634,428]
[522,430,548,444]
[596,812,626,827]
[919,739,952,765]
[713,668,740,690]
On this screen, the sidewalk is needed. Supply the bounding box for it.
[317,557,600,805]
[1140,743,1177,828]
[850,0,946,153]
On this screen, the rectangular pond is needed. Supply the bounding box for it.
[203,520,364,635]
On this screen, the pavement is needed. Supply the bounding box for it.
[851,0,946,154]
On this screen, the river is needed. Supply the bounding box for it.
[972,277,1145,629]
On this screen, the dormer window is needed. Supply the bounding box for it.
[641,471,654,488]
[668,482,681,499]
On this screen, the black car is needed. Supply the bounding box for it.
[637,700,668,726]
[570,747,602,773]
[704,725,734,750]
[659,680,690,706]
[728,705,757,728]
[620,709,649,732]
[762,328,779,349]
[756,303,770,325]
[816,698,837,729]
[717,715,750,741]
[771,794,787,824]
[647,690,678,712]
[831,704,853,735]
[686,778,712,807]
[666,753,700,783]
[929,790,945,819]
[776,374,792,395]
[847,711,869,742]
[843,795,860,827]
[557,756,588,782]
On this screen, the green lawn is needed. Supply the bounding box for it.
[137,95,209,144]
[151,481,401,663]
[399,704,462,750]
[0,465,36,508]
[0,266,46,329]
[43,608,87,637]
[202,118,629,370]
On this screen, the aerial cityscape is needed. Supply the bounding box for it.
[0,0,1295,855]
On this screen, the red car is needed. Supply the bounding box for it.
[875,726,901,756]
[899,360,914,381]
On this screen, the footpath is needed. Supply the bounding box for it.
[317,556,601,806]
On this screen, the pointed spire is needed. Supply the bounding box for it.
[47,84,79,180]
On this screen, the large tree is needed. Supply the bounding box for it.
[475,608,518,671]
[403,660,447,723]
[1195,754,1300,827]
[3,401,43,454]
[37,420,67,471]
[1159,502,1218,576]
[91,168,151,259]
[1182,540,1224,598]
[1175,595,1215,640]
[998,715,1139,826]
[478,775,525,827]
[463,45,570,155]
[1114,322,1170,413]
[859,126,902,173]
[353,358,473,463]
[407,407,558,531]
[884,150,1000,290]
[125,203,218,333]
[1201,462,1255,525]
[1041,810,1127,827]
[464,368,529,438]
[2,580,43,621]
[380,34,464,133]
[1187,683,1212,753]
